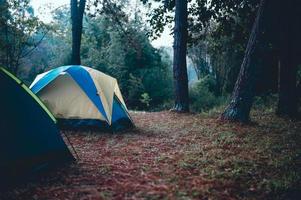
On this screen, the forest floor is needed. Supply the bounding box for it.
[1,110,301,200]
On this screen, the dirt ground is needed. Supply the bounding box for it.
[1,111,300,200]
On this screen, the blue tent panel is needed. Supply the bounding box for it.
[31,66,71,93]
[112,98,129,123]
[111,96,133,131]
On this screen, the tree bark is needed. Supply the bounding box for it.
[276,1,299,117]
[277,60,298,117]
[220,0,267,122]
[70,0,86,65]
[172,0,189,112]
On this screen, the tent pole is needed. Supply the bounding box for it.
[61,131,80,160]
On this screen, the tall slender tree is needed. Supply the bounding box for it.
[172,0,189,112]
[70,0,86,65]
[277,0,300,117]
[220,0,267,122]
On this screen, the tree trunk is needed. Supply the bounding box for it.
[172,0,189,112]
[70,0,86,65]
[277,1,299,117]
[220,0,267,122]
[277,60,298,117]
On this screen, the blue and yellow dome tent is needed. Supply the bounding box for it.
[30,65,134,131]
[0,67,74,186]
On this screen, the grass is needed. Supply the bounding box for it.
[1,110,300,200]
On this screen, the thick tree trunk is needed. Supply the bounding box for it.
[70,0,86,65]
[172,0,189,112]
[220,0,267,122]
[277,1,299,117]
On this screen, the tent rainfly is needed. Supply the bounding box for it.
[30,65,133,131]
[0,67,74,186]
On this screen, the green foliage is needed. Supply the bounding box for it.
[22,5,173,111]
[80,11,173,110]
[143,0,261,96]
[0,0,46,74]
[16,6,72,84]
[127,74,145,108]
[189,75,228,112]
[187,41,211,79]
[142,0,260,41]
[140,93,152,107]
[253,94,278,111]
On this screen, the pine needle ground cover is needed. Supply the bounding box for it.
[1,111,300,199]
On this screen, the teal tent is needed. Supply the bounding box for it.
[0,68,74,185]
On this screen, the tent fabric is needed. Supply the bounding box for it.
[37,73,105,121]
[65,66,109,122]
[112,96,131,124]
[31,66,109,122]
[30,65,133,131]
[30,65,71,93]
[0,68,74,185]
